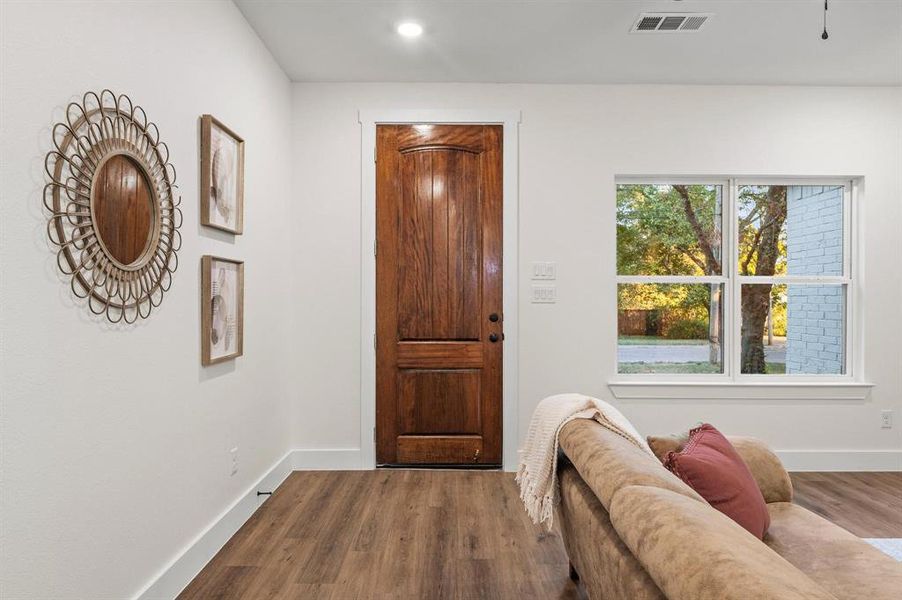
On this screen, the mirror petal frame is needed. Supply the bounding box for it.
[44,90,182,323]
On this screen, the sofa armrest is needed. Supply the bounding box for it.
[728,436,793,503]
[609,485,838,600]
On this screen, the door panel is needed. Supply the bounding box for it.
[398,150,481,340]
[396,342,482,368]
[398,370,481,435]
[396,436,483,465]
[376,124,502,466]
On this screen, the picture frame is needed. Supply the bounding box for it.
[200,114,244,234]
[201,255,244,365]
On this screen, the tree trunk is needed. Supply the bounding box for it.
[741,284,770,373]
[740,187,787,374]
[709,284,722,364]
[708,187,723,364]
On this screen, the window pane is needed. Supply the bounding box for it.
[618,283,724,374]
[617,184,723,276]
[738,185,844,276]
[740,284,845,375]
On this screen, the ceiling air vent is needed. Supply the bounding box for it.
[636,16,663,31]
[630,13,712,33]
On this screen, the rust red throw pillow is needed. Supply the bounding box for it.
[664,424,770,539]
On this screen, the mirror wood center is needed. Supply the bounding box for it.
[93,154,155,266]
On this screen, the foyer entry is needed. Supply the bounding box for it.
[375,124,503,466]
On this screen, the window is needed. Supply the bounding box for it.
[616,179,853,379]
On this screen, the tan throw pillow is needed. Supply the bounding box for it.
[646,431,691,464]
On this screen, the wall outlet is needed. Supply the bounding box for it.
[230,446,239,476]
[880,410,893,429]
[531,261,557,280]
[531,284,556,303]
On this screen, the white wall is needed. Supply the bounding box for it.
[2,5,900,597]
[0,1,293,598]
[290,83,902,468]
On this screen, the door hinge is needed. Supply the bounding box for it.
[374,145,377,163]
[374,239,377,257]
[373,332,377,350]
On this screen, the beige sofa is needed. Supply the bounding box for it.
[556,420,902,600]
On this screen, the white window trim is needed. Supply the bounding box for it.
[608,380,873,401]
[610,176,871,400]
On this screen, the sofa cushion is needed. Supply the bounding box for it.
[609,485,838,600]
[664,424,770,539]
[765,502,902,600]
[728,436,793,503]
[559,419,704,511]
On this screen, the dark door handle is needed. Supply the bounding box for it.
[489,313,500,322]
[489,333,500,343]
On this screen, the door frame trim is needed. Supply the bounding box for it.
[358,109,521,471]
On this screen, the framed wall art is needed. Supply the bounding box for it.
[200,115,244,234]
[201,255,244,365]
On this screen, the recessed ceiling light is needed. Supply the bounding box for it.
[397,22,423,38]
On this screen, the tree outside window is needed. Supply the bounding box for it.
[617,181,848,377]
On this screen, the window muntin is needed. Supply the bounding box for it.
[616,179,852,379]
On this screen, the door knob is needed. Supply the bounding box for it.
[489,313,500,322]
[489,333,500,343]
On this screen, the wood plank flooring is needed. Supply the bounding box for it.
[179,470,582,600]
[180,471,901,599]
[790,472,902,537]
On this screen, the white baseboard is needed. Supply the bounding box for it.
[777,450,902,472]
[133,448,363,600]
[292,448,363,470]
[134,451,294,600]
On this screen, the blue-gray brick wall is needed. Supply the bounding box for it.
[784,186,844,374]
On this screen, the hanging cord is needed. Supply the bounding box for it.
[822,0,829,40]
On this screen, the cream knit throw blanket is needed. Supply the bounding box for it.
[516,393,652,529]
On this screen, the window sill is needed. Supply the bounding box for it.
[607,380,874,401]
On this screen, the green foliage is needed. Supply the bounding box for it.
[737,186,787,276]
[665,319,709,340]
[617,336,708,346]
[618,283,711,315]
[618,362,722,374]
[766,362,787,375]
[617,183,791,372]
[618,361,784,375]
[617,184,722,276]
[770,285,787,337]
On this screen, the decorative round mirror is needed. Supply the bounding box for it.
[44,90,181,323]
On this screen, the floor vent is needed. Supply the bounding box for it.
[630,13,712,33]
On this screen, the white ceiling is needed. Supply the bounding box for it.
[235,0,902,85]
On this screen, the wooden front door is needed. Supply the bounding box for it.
[376,124,503,466]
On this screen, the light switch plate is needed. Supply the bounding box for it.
[531,261,556,280]
[531,284,556,303]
